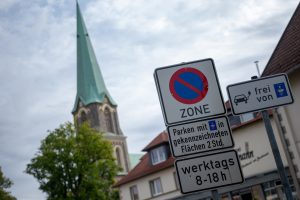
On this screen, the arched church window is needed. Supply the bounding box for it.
[104,107,113,132]
[80,111,87,124]
[114,112,119,135]
[116,147,122,168]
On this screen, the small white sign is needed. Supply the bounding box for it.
[175,150,244,194]
[154,59,226,125]
[227,74,294,115]
[167,116,234,157]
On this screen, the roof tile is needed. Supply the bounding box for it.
[115,133,174,186]
[263,3,300,76]
[142,131,169,151]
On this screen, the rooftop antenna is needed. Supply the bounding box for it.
[254,61,261,77]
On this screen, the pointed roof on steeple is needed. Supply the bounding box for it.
[73,2,117,113]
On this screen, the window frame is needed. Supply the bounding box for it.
[149,178,163,197]
[80,111,88,124]
[150,145,167,165]
[240,112,254,123]
[129,185,139,200]
[104,107,113,132]
[115,147,123,168]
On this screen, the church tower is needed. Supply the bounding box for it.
[72,2,131,175]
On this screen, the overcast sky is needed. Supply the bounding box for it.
[0,0,299,199]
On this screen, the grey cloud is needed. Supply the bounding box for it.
[0,0,299,199]
[237,12,293,39]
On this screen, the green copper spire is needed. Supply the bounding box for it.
[73,2,117,113]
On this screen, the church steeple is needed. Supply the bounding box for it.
[72,2,131,175]
[73,2,116,113]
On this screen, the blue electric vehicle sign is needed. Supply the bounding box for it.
[227,74,294,115]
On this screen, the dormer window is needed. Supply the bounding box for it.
[150,145,167,165]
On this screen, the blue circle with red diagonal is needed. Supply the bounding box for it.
[169,67,208,104]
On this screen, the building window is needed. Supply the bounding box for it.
[149,178,163,196]
[294,165,299,172]
[116,147,122,168]
[114,112,120,135]
[277,113,283,121]
[129,185,139,200]
[104,107,113,132]
[240,113,254,123]
[285,138,290,146]
[228,114,241,126]
[150,146,167,165]
[80,111,87,124]
[289,151,295,159]
[262,178,297,200]
[281,126,287,134]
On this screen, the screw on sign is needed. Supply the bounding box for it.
[169,68,208,104]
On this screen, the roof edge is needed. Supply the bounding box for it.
[114,159,174,187]
[72,94,117,113]
[262,2,300,76]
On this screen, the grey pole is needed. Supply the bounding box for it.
[254,61,261,77]
[212,189,219,200]
[261,110,294,200]
[250,76,293,199]
[273,108,300,198]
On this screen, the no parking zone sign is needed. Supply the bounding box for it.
[154,59,226,125]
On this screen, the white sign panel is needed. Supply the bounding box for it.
[154,59,226,125]
[175,150,243,194]
[167,116,234,157]
[227,74,294,115]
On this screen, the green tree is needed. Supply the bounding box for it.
[0,166,17,200]
[26,122,120,200]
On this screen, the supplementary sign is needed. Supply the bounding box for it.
[227,74,294,115]
[175,150,243,194]
[154,59,225,125]
[167,116,234,157]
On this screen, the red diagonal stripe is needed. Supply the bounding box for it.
[174,76,205,98]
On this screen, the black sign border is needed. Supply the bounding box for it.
[175,149,244,194]
[227,73,294,115]
[167,116,234,158]
[154,58,226,126]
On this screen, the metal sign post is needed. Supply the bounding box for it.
[226,75,295,200]
[154,58,244,198]
[261,110,293,200]
[212,190,219,200]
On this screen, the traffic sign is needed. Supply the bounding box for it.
[175,150,243,194]
[154,59,226,125]
[167,116,234,157]
[169,67,208,104]
[227,74,294,115]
